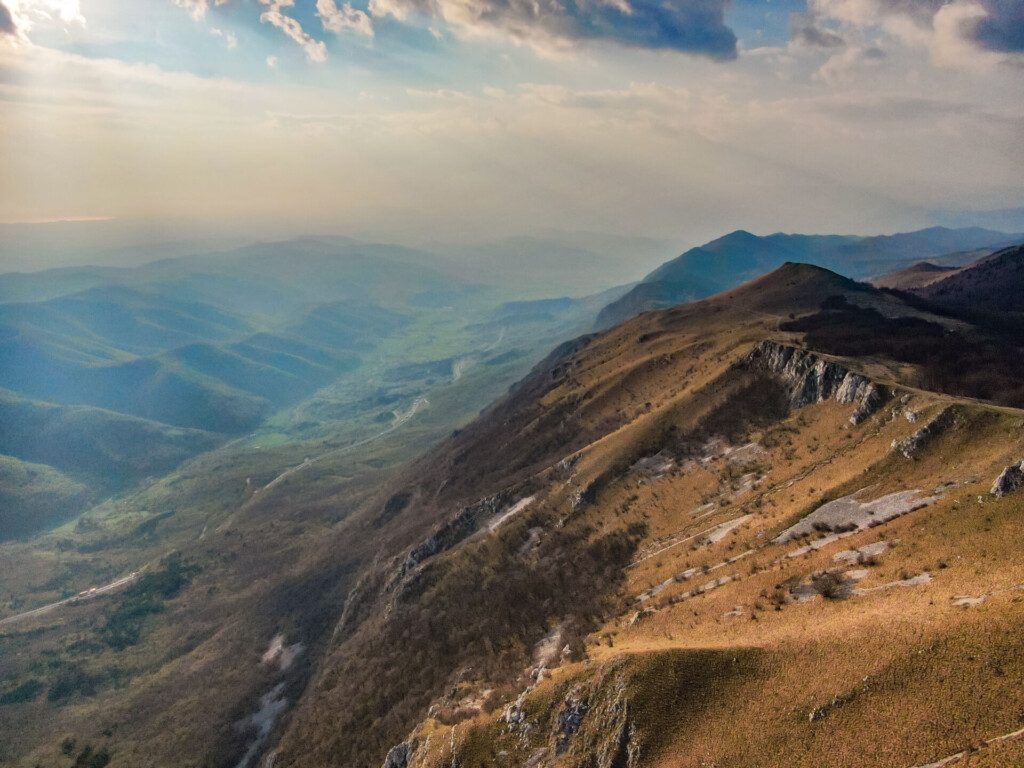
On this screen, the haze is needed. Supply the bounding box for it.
[1,0,1023,274]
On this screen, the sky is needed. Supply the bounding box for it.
[0,0,1022,261]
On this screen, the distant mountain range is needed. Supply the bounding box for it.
[596,226,1023,327]
[0,239,480,537]
[0,242,451,436]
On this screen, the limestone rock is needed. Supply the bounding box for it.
[891,406,957,459]
[381,742,413,768]
[991,461,1024,497]
[744,341,887,424]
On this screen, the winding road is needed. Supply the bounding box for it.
[0,571,140,628]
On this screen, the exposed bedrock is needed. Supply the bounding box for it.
[891,406,957,459]
[744,341,888,424]
[381,741,413,768]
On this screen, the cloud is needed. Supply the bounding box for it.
[209,26,238,48]
[317,0,373,37]
[366,0,737,58]
[3,0,84,37]
[790,14,846,48]
[810,0,1024,66]
[173,0,211,19]
[964,0,1024,53]
[815,44,886,82]
[0,1,16,36]
[259,0,328,62]
[168,0,737,59]
[173,0,232,20]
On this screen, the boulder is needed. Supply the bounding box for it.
[991,461,1024,497]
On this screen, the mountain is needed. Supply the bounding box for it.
[869,261,960,290]
[596,227,1022,328]
[0,239,474,433]
[902,244,1024,314]
[0,455,92,540]
[254,263,1024,767]
[0,389,220,488]
[6,254,1024,768]
[0,389,221,539]
[0,239,480,540]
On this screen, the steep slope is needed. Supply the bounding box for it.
[911,244,1024,313]
[597,227,1020,327]
[255,262,1024,768]
[6,261,1024,768]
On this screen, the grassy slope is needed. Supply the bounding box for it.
[0,389,222,489]
[0,455,92,540]
[268,264,1024,768]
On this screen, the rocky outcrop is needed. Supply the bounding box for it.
[744,341,888,425]
[555,693,590,754]
[991,460,1024,497]
[891,406,957,459]
[401,485,532,576]
[381,742,413,768]
[590,695,640,768]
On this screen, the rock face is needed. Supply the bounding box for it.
[991,460,1024,497]
[555,693,590,754]
[402,486,529,576]
[744,341,887,425]
[891,406,957,459]
[381,742,413,768]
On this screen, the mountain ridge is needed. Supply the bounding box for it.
[597,226,1023,328]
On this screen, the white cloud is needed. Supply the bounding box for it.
[930,0,1000,69]
[209,26,238,49]
[317,0,373,37]
[815,44,885,83]
[808,0,1024,68]
[173,0,229,21]
[364,0,738,58]
[259,0,328,62]
[3,0,83,37]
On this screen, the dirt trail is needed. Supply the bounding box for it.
[910,724,1024,768]
[629,514,752,568]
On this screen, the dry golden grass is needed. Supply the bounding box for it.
[391,266,1024,768]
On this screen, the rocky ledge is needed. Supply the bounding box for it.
[891,406,957,459]
[744,341,888,425]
